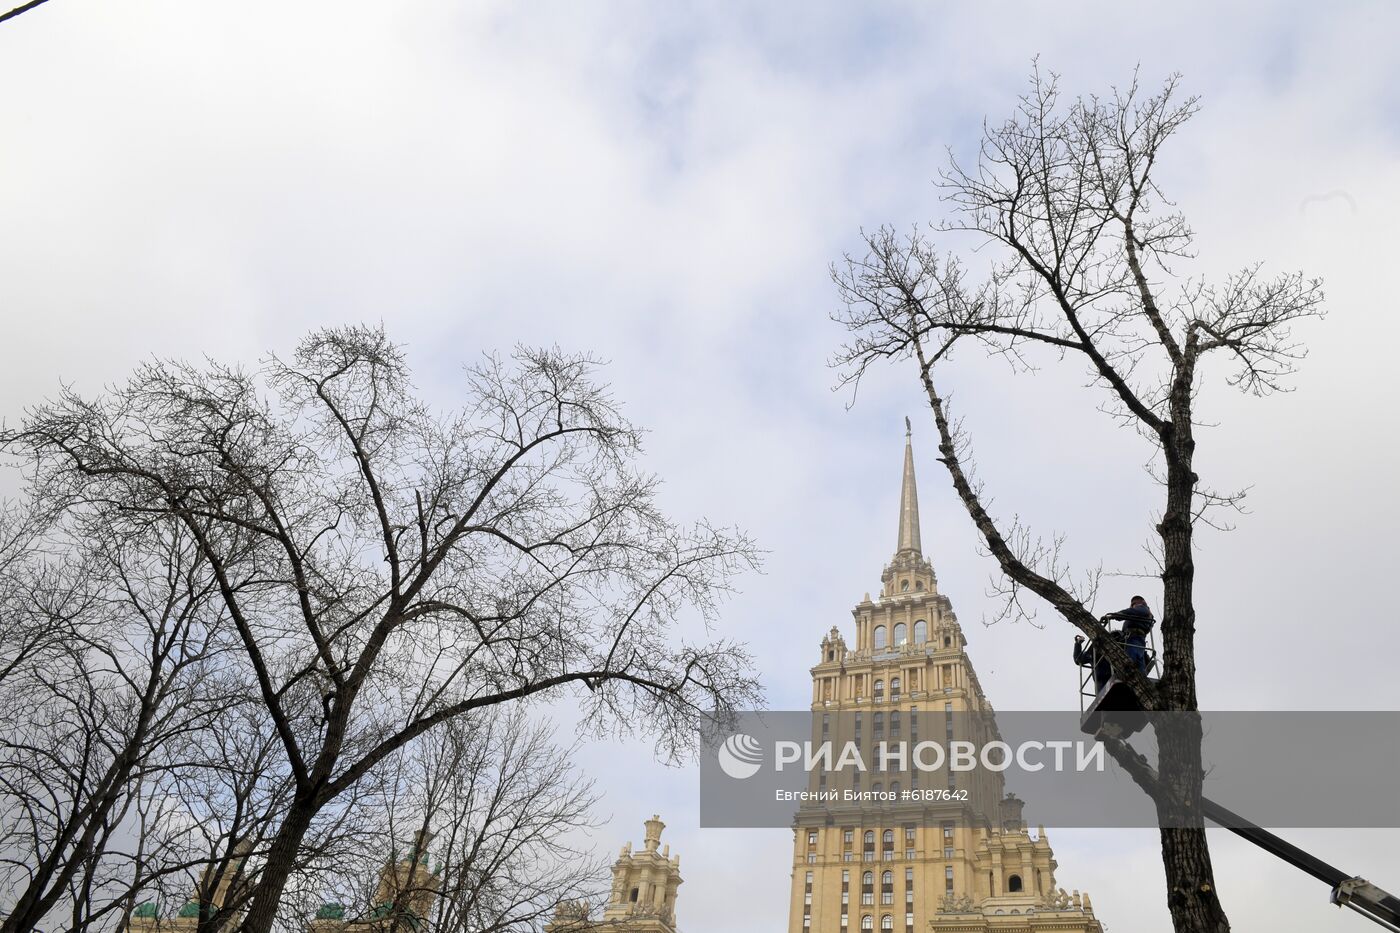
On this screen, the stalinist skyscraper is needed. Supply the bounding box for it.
[787,428,1103,933]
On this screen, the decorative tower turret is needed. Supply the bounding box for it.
[547,816,683,932]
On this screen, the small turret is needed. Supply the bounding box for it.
[643,815,664,853]
[589,816,684,932]
[1001,792,1026,832]
[819,626,848,665]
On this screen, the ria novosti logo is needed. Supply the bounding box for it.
[714,733,1108,781]
[716,733,764,779]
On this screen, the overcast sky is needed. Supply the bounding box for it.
[3,2,1399,931]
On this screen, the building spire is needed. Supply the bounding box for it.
[897,418,922,557]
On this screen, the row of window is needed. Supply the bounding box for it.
[808,824,957,848]
[801,916,909,931]
[872,621,924,650]
[831,708,922,729]
[869,621,958,651]
[805,867,1023,898]
[805,826,958,863]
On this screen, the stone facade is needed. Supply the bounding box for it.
[546,816,682,933]
[788,429,1102,933]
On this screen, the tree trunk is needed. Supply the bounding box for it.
[1155,712,1230,933]
[237,797,318,933]
[1152,357,1229,932]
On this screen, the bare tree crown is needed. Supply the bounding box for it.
[0,325,759,933]
[834,69,1323,418]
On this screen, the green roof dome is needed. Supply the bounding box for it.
[315,902,346,920]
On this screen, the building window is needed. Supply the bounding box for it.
[890,711,900,735]
[882,915,894,930]
[1008,874,1023,893]
[874,680,885,701]
[845,829,854,845]
[890,678,901,701]
[630,888,639,902]
[874,712,884,736]
[809,832,818,846]
[874,626,888,649]
[914,619,927,643]
[893,622,907,646]
[862,917,873,931]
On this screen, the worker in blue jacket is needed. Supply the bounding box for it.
[1101,595,1154,675]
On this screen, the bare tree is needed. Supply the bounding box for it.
[0,501,67,691]
[1,325,760,933]
[418,711,603,933]
[312,709,603,933]
[832,68,1323,933]
[125,698,380,933]
[0,514,227,933]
